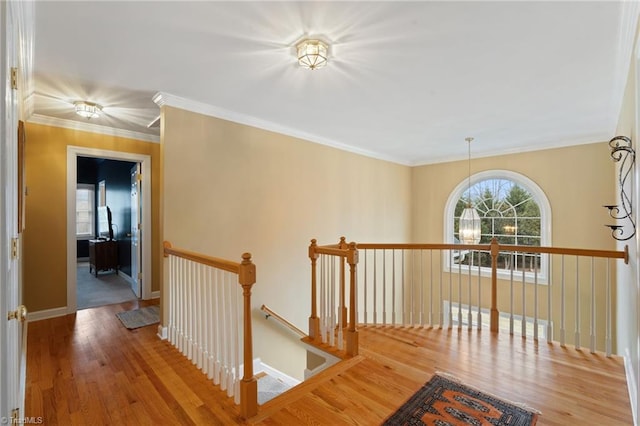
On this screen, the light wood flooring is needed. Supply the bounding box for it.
[26,301,632,425]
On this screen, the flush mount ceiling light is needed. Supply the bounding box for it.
[296,39,328,70]
[74,101,102,119]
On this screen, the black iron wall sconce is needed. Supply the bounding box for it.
[604,135,636,241]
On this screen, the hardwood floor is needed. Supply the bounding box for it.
[26,302,632,425]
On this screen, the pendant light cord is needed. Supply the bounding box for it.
[466,137,473,207]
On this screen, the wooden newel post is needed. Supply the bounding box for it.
[308,239,320,341]
[239,253,258,419]
[346,242,359,356]
[338,236,348,328]
[163,240,172,257]
[490,238,499,333]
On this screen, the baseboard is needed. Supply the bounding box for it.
[151,290,160,299]
[118,270,134,285]
[77,257,89,262]
[624,349,638,426]
[28,307,69,322]
[157,325,168,340]
[253,357,301,387]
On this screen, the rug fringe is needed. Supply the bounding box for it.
[434,370,542,415]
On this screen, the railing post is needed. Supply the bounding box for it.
[346,242,359,356]
[238,253,257,419]
[490,237,499,333]
[339,236,348,328]
[308,239,320,340]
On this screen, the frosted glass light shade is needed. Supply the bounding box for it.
[296,39,328,70]
[74,101,102,119]
[459,206,481,244]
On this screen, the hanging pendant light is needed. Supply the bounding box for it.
[459,137,481,244]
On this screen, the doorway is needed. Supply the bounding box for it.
[66,146,152,314]
[76,156,140,309]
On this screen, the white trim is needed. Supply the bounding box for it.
[153,91,410,166]
[157,325,168,340]
[252,358,301,388]
[118,270,134,285]
[75,183,95,239]
[625,349,638,426]
[612,0,640,136]
[151,290,160,299]
[443,169,552,284]
[67,147,153,316]
[28,307,68,322]
[29,114,160,143]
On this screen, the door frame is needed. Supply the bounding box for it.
[66,147,152,312]
[130,163,142,298]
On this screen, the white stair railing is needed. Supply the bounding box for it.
[308,237,628,357]
[163,241,258,419]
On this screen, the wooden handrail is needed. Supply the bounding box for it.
[163,241,241,273]
[315,246,350,257]
[352,242,628,262]
[261,305,306,337]
[163,241,257,419]
[311,237,629,354]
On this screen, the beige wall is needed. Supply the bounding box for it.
[23,123,161,312]
[162,106,412,379]
[411,143,618,349]
[615,22,639,421]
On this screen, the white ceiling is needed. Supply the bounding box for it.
[32,1,638,165]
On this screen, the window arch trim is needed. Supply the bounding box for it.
[443,169,552,283]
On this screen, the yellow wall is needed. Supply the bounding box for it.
[23,123,161,312]
[411,142,618,349]
[162,106,412,379]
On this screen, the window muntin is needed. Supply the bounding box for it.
[76,184,95,239]
[445,170,550,284]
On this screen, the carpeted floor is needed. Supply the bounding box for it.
[257,375,293,405]
[77,262,137,310]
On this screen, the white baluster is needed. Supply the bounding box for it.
[575,256,580,350]
[606,259,612,357]
[546,254,552,342]
[560,255,566,347]
[383,249,387,326]
[392,249,396,326]
[509,252,514,335]
[534,257,538,341]
[477,252,481,330]
[373,249,377,325]
[590,257,595,354]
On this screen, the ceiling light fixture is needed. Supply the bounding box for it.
[74,101,102,119]
[296,39,328,70]
[459,137,481,245]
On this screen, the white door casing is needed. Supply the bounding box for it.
[131,163,142,298]
[1,0,33,421]
[67,147,152,312]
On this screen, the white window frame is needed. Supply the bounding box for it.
[443,170,552,284]
[76,183,95,240]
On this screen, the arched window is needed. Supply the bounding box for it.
[444,170,551,283]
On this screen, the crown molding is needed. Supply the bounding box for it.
[411,135,608,167]
[28,114,160,143]
[152,91,411,166]
[611,0,640,133]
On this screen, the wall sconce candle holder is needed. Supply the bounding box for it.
[604,135,636,241]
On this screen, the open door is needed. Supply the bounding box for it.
[130,164,142,297]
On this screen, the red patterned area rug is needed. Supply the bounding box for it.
[383,373,540,425]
